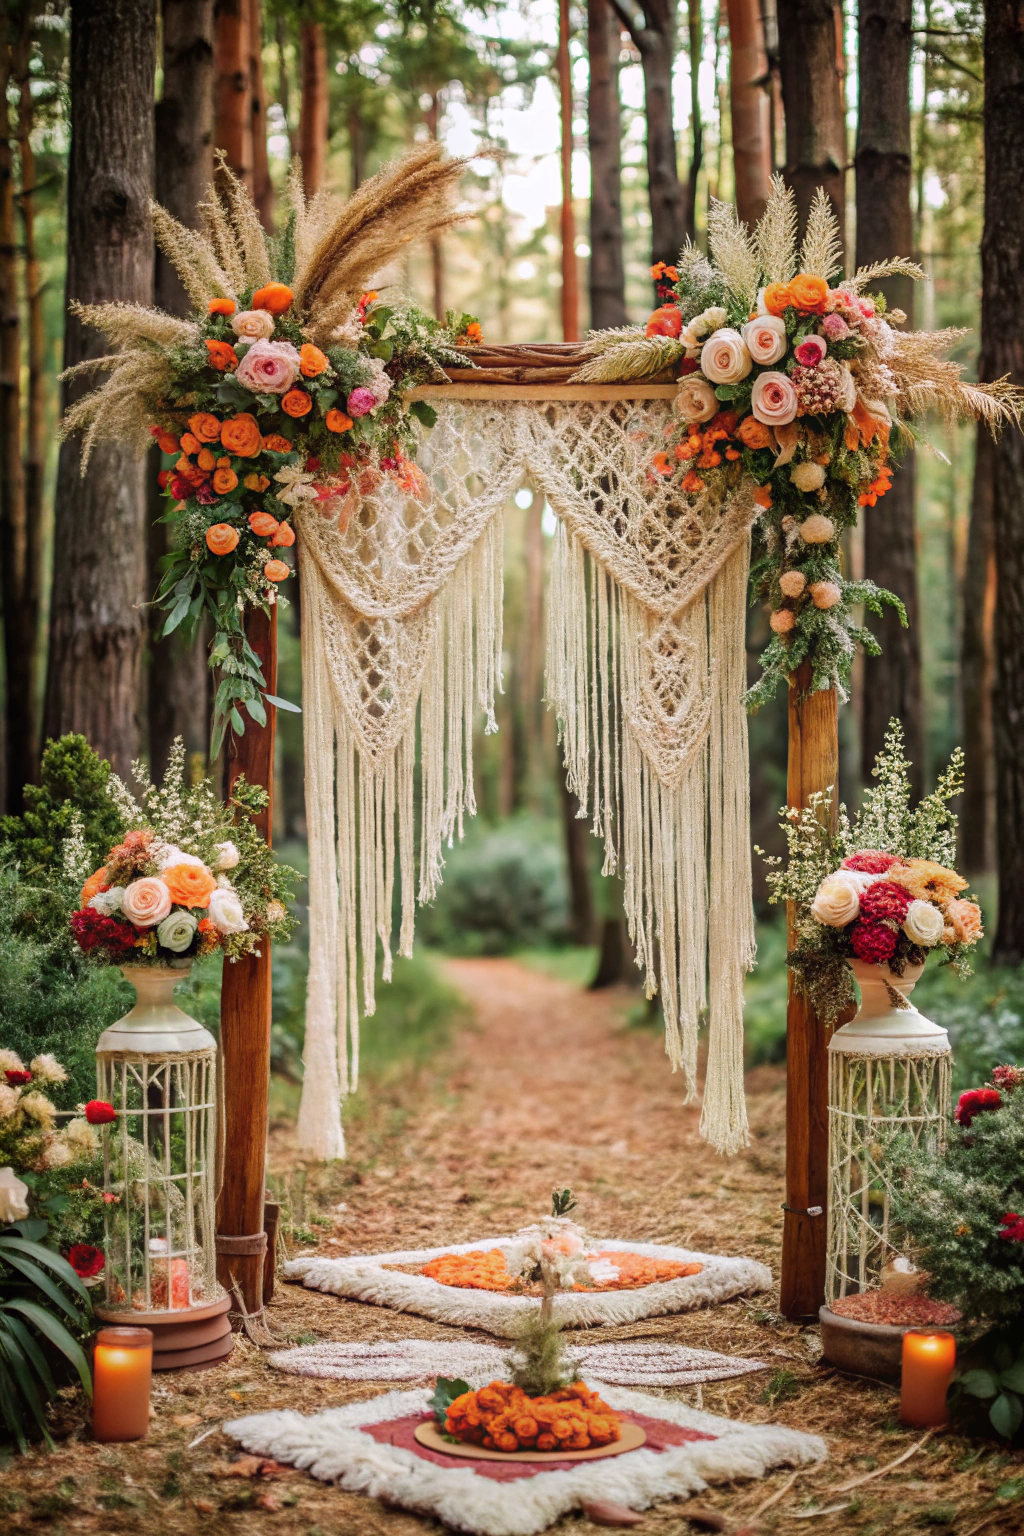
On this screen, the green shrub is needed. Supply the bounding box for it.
[0,735,123,889]
[419,815,569,955]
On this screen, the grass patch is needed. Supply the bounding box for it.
[513,945,599,987]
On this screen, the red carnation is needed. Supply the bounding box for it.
[999,1214,1024,1243]
[5,1069,32,1086]
[84,1100,117,1125]
[955,1086,1001,1128]
[842,851,901,875]
[67,1244,105,1278]
[71,907,138,957]
[850,918,898,964]
[859,879,913,923]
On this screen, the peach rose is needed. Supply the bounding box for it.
[188,412,222,444]
[234,339,301,395]
[162,863,217,909]
[700,328,752,385]
[281,388,313,418]
[763,283,793,317]
[673,375,718,424]
[248,511,279,537]
[326,409,354,434]
[231,308,276,342]
[271,521,295,547]
[213,468,238,494]
[206,523,240,555]
[737,415,772,450]
[299,344,329,377]
[251,282,294,314]
[750,370,798,426]
[123,876,173,928]
[742,315,787,366]
[220,413,262,456]
[264,559,290,582]
[947,898,983,945]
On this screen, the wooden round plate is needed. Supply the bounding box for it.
[414,1419,646,1462]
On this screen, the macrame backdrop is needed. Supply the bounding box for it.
[296,389,758,1161]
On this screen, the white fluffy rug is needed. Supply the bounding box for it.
[269,1338,768,1387]
[284,1237,772,1337]
[225,1383,826,1536]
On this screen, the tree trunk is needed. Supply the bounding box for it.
[855,0,921,794]
[611,0,688,267]
[275,9,297,158]
[43,0,155,779]
[214,0,252,188]
[348,104,365,193]
[425,93,445,321]
[299,19,328,196]
[558,0,579,341]
[960,428,996,874]
[725,0,772,227]
[983,0,1024,964]
[590,870,635,987]
[560,770,595,945]
[0,7,25,811]
[684,0,702,241]
[149,0,215,780]
[250,0,273,227]
[587,0,627,329]
[776,0,846,237]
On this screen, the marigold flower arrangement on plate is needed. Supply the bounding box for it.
[760,718,981,1027]
[68,737,295,967]
[572,178,1022,708]
[60,145,480,753]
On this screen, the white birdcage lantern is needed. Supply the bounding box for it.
[94,966,232,1369]
[826,960,952,1303]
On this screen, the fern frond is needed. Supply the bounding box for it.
[707,198,759,307]
[800,187,845,279]
[568,335,683,383]
[848,257,928,292]
[754,174,798,284]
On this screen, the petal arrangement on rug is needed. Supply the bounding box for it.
[284,1238,772,1336]
[225,1383,826,1536]
[268,1339,769,1388]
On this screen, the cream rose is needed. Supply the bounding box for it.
[903,899,945,947]
[231,309,276,342]
[158,847,206,871]
[699,306,728,333]
[700,328,752,385]
[673,375,719,424]
[0,1167,29,1223]
[157,912,198,953]
[212,840,240,872]
[742,315,787,366]
[122,876,173,928]
[811,872,862,928]
[790,461,827,492]
[234,338,302,394]
[750,370,799,426]
[208,889,249,935]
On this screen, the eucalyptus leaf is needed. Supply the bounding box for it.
[990,1390,1024,1439]
[265,693,301,713]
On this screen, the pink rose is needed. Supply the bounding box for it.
[750,370,799,426]
[122,877,172,929]
[234,339,302,394]
[346,386,377,418]
[742,316,787,366]
[821,313,850,341]
[794,335,827,368]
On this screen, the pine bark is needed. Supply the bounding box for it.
[587,0,627,328]
[0,6,25,810]
[776,0,846,236]
[214,0,252,188]
[983,0,1024,963]
[299,19,328,196]
[43,0,156,778]
[149,0,215,780]
[725,0,772,227]
[960,428,996,873]
[610,0,689,267]
[855,0,922,794]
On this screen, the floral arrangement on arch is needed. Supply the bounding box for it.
[61,145,479,752]
[572,177,1022,706]
[760,719,981,1026]
[68,738,296,967]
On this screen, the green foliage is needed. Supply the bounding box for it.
[551,1189,576,1217]
[0,1221,93,1452]
[429,1377,470,1430]
[0,735,123,885]
[957,1334,1024,1441]
[419,816,569,955]
[504,1305,581,1398]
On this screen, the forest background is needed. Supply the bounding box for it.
[1,0,1020,1109]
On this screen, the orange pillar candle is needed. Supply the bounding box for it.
[92,1327,153,1442]
[901,1330,956,1427]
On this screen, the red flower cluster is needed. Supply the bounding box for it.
[70,907,137,956]
[842,851,901,875]
[5,1069,32,1086]
[859,879,912,923]
[67,1243,105,1278]
[992,1065,1024,1093]
[849,919,898,964]
[84,1101,117,1126]
[999,1214,1024,1243]
[955,1087,1001,1128]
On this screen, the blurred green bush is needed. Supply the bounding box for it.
[419,814,570,955]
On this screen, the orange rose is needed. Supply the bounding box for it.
[248,511,279,537]
[206,523,240,555]
[326,409,353,434]
[208,297,236,316]
[271,521,295,547]
[753,483,773,508]
[81,867,110,908]
[299,343,329,377]
[737,416,772,450]
[762,282,792,316]
[156,432,180,455]
[219,413,262,456]
[205,339,238,371]
[281,388,312,418]
[264,559,290,582]
[243,473,270,491]
[197,448,217,471]
[162,863,217,909]
[188,412,222,444]
[213,467,238,493]
[251,282,294,314]
[262,433,294,453]
[681,470,705,493]
[788,273,830,313]
[645,305,683,339]
[180,431,201,456]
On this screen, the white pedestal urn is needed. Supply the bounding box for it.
[94,966,233,1370]
[825,959,952,1305]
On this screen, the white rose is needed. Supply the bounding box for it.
[810,872,862,928]
[29,1054,68,1085]
[0,1167,30,1223]
[231,308,276,342]
[700,327,752,385]
[673,375,719,424]
[790,461,827,492]
[208,888,249,935]
[689,314,711,339]
[89,886,126,916]
[680,324,701,349]
[700,306,729,332]
[904,898,945,947]
[742,315,787,366]
[157,846,206,871]
[212,840,240,872]
[157,911,198,954]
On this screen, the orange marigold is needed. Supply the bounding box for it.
[208,297,236,316]
[762,282,792,316]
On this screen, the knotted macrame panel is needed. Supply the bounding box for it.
[295,393,758,1161]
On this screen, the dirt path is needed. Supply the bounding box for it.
[3,960,1021,1534]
